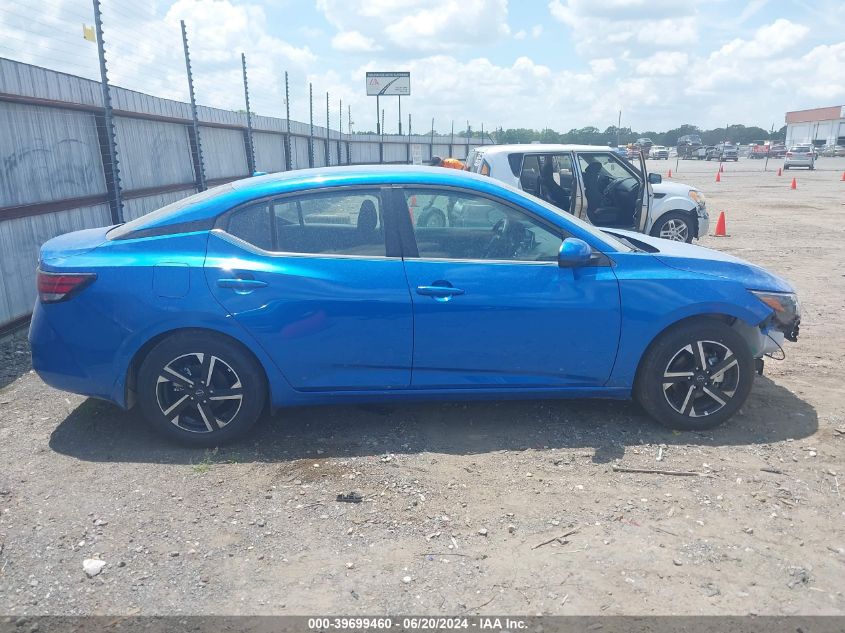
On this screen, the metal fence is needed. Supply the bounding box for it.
[0,56,491,331]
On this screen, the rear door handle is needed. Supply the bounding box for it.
[416,285,465,297]
[217,278,268,290]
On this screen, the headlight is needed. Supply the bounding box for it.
[688,190,705,208]
[749,290,800,327]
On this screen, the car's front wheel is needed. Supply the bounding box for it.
[635,319,754,431]
[651,211,694,243]
[137,332,266,446]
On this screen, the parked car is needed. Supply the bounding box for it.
[769,144,787,158]
[650,145,669,160]
[29,166,800,446]
[635,137,654,157]
[706,143,739,161]
[821,144,845,157]
[467,144,708,243]
[784,145,815,170]
[610,146,629,160]
[677,134,703,159]
[748,140,770,159]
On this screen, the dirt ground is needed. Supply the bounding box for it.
[0,157,844,617]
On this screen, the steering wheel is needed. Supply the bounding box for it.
[483,217,512,259]
[604,176,638,207]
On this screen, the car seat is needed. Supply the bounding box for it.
[582,162,623,226]
[539,158,570,211]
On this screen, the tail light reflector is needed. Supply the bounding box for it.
[37,269,97,303]
[786,152,793,157]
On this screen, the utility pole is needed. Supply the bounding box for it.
[284,71,292,170]
[180,20,205,191]
[241,53,255,174]
[308,82,314,168]
[325,91,330,166]
[92,0,123,223]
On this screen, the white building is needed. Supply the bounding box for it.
[785,105,845,148]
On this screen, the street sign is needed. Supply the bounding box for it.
[366,72,410,96]
[411,144,423,165]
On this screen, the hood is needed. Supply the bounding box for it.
[40,226,112,265]
[652,181,696,197]
[605,229,795,293]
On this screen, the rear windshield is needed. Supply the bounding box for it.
[791,147,810,153]
[107,183,234,239]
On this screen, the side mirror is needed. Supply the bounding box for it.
[648,172,662,184]
[558,237,592,268]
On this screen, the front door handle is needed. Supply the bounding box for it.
[416,285,465,300]
[217,278,268,291]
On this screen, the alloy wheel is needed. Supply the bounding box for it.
[658,218,689,242]
[156,353,244,433]
[662,340,740,417]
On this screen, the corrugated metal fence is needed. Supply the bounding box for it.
[0,58,490,331]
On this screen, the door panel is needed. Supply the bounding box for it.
[403,260,621,387]
[398,186,621,388]
[205,188,412,391]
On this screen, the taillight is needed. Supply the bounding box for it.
[785,152,793,157]
[37,269,97,303]
[480,160,490,176]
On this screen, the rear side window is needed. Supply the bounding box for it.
[227,202,272,251]
[223,190,386,257]
[507,153,523,177]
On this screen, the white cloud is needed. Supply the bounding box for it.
[635,52,689,76]
[332,30,382,52]
[531,24,544,38]
[514,30,527,40]
[548,0,699,55]
[316,0,510,52]
[589,58,617,74]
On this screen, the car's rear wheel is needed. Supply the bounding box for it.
[651,212,694,243]
[635,319,754,431]
[137,332,266,446]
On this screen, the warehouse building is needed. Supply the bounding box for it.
[784,105,845,148]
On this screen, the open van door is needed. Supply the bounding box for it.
[635,149,651,233]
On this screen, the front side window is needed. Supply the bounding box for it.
[405,189,562,262]
[224,189,386,257]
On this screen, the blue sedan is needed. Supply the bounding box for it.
[29,166,800,446]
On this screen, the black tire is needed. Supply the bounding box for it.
[650,211,695,243]
[418,208,446,228]
[137,331,266,446]
[635,318,754,431]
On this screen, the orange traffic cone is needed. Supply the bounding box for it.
[790,177,797,190]
[841,171,845,181]
[667,169,672,178]
[777,167,782,176]
[719,163,724,173]
[713,211,729,237]
[409,195,417,207]
[715,171,721,182]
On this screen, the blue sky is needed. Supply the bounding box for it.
[2,0,844,133]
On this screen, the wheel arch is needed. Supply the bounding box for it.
[649,206,699,237]
[124,327,272,410]
[632,313,755,391]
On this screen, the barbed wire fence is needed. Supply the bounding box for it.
[0,0,495,328]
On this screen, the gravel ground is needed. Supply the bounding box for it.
[0,157,844,616]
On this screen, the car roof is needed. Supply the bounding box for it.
[112,165,524,231]
[474,143,618,155]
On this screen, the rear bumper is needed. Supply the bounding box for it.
[28,302,121,405]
